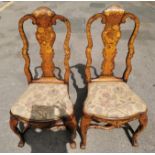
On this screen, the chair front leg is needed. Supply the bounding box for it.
[80,114,91,149]
[64,114,77,149]
[132,112,148,146]
[9,115,25,147]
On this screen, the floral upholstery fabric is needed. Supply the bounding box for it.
[11,83,73,121]
[84,81,147,118]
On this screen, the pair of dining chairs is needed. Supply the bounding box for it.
[9,6,148,149]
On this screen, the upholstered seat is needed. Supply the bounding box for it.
[84,81,147,119]
[10,7,77,148]
[11,83,74,121]
[80,6,148,149]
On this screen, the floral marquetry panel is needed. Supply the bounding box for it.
[18,7,71,83]
[85,5,140,82]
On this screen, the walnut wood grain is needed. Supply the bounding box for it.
[18,14,36,84]
[80,114,91,149]
[85,6,140,82]
[11,7,77,148]
[52,15,71,83]
[122,12,140,82]
[9,115,25,147]
[85,13,104,82]
[132,113,148,146]
[101,9,124,76]
[18,7,71,84]
[81,5,147,149]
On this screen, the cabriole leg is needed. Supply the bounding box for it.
[80,114,91,149]
[64,115,77,149]
[132,112,148,146]
[9,115,25,147]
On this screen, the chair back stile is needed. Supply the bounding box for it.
[85,5,140,83]
[18,7,71,84]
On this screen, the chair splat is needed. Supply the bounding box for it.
[19,7,71,84]
[101,6,124,76]
[33,8,56,77]
[85,5,140,82]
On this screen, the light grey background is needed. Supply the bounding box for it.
[0,1,155,153]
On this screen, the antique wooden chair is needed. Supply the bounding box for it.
[80,5,148,149]
[9,7,77,148]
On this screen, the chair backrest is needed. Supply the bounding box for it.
[85,5,140,83]
[19,7,71,84]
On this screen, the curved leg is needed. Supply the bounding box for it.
[80,114,91,149]
[9,115,25,147]
[64,114,77,149]
[132,112,148,146]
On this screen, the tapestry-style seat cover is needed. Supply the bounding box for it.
[11,83,73,121]
[84,81,147,119]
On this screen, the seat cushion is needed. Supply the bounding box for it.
[11,83,73,121]
[84,81,147,119]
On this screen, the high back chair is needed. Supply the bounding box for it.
[10,7,77,149]
[80,5,148,149]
